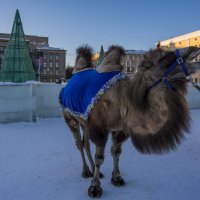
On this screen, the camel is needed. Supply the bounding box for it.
[59,45,199,198]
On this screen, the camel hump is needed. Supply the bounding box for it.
[73,45,94,73]
[97,45,125,72]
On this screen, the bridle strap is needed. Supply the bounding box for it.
[150,49,189,91]
[175,49,189,76]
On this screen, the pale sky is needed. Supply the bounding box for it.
[1,0,200,65]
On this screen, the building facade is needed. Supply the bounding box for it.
[0,37,9,67]
[187,49,200,83]
[158,30,200,83]
[159,30,200,50]
[121,50,146,74]
[0,33,66,83]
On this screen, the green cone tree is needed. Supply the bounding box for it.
[0,9,36,82]
[96,45,104,68]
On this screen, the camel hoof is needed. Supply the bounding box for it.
[88,185,103,198]
[111,176,126,187]
[82,168,93,178]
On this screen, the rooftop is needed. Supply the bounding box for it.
[37,46,65,51]
[160,29,200,46]
[125,49,147,54]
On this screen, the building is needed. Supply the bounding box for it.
[0,33,66,83]
[35,45,66,83]
[159,30,200,83]
[187,48,200,83]
[159,30,200,50]
[121,50,146,74]
[92,48,146,74]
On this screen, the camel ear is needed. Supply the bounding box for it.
[176,47,199,59]
[177,47,191,57]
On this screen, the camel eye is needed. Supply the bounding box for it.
[158,53,176,65]
[145,62,151,68]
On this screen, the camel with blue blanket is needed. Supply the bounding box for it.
[59,45,200,198]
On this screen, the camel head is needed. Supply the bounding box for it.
[131,47,200,110]
[130,47,200,154]
[73,45,94,73]
[139,47,200,86]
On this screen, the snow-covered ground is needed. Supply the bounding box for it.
[0,109,199,200]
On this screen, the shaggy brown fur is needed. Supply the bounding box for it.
[73,45,94,73]
[62,45,199,198]
[97,45,125,72]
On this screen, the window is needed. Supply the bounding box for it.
[43,70,46,75]
[43,53,47,60]
[49,63,53,68]
[43,62,46,68]
[55,63,59,68]
[56,55,59,60]
[126,60,131,67]
[0,47,4,50]
[127,66,131,72]
[56,70,59,75]
[50,55,53,60]
[50,71,53,75]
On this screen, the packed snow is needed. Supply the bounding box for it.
[0,109,199,200]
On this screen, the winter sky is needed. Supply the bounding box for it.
[1,0,200,65]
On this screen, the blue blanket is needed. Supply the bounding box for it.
[59,69,125,120]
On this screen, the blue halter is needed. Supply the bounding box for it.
[151,49,189,90]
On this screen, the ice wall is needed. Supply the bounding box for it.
[0,83,64,123]
[0,83,199,123]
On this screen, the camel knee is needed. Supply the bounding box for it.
[75,140,83,151]
[95,154,104,167]
[69,119,79,130]
[111,145,121,157]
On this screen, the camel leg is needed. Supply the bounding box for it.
[111,131,128,187]
[81,125,104,179]
[88,145,106,198]
[67,119,91,178]
[81,125,94,176]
